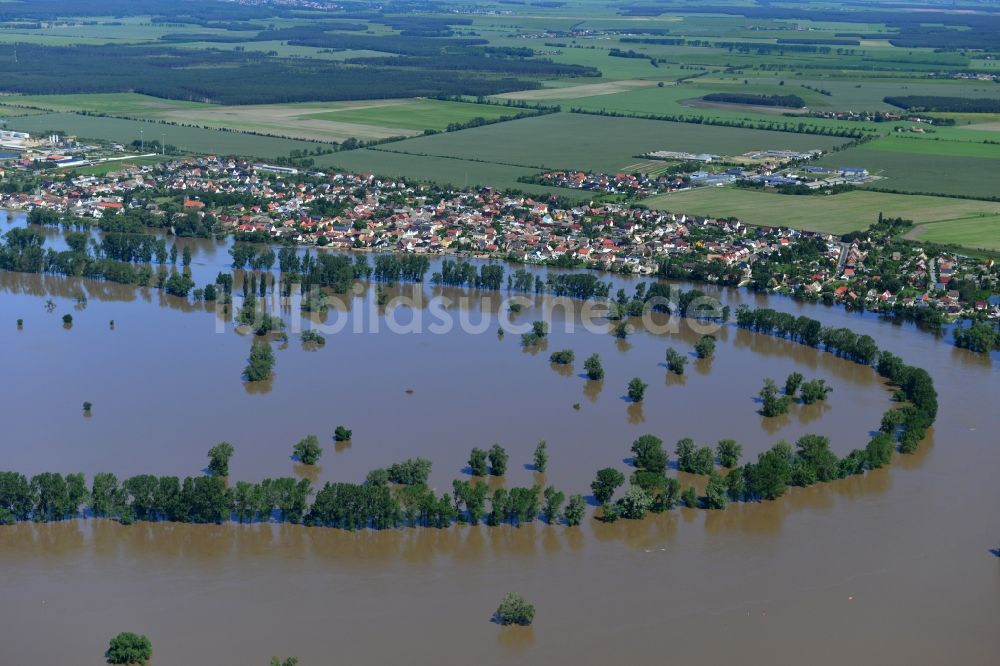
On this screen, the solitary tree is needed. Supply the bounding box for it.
[533,441,548,473]
[627,377,647,402]
[333,425,352,442]
[82,401,93,414]
[105,632,152,665]
[293,435,322,465]
[62,313,73,326]
[591,467,625,504]
[207,442,235,477]
[584,353,604,380]
[488,444,509,476]
[495,593,535,626]
[270,659,299,666]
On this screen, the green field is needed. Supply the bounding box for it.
[641,187,1000,235]
[303,99,529,132]
[816,137,1000,199]
[0,94,536,143]
[907,215,1000,252]
[358,112,851,173]
[0,92,208,115]
[5,112,325,159]
[313,147,586,199]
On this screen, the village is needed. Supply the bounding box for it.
[1,154,997,322]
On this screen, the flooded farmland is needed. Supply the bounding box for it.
[1,211,998,665]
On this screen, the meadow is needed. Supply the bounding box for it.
[641,187,1000,234]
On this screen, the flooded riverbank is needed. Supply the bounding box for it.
[1,212,998,665]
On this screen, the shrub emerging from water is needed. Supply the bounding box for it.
[301,330,325,347]
[106,631,152,665]
[333,425,352,442]
[549,349,575,365]
[495,592,535,626]
[62,313,73,325]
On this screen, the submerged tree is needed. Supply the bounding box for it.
[533,440,548,473]
[563,494,586,526]
[665,347,687,375]
[591,467,625,504]
[584,353,604,380]
[293,435,323,466]
[105,632,152,665]
[800,379,833,404]
[333,425,352,442]
[488,444,509,476]
[495,593,535,626]
[759,378,790,417]
[784,372,804,396]
[207,442,235,477]
[716,439,742,468]
[627,377,648,402]
[469,447,488,477]
[244,342,275,382]
[694,335,716,360]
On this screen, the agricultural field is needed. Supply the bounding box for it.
[0,94,543,143]
[351,112,851,174]
[313,147,583,199]
[816,135,1000,199]
[641,187,1000,235]
[906,214,1000,253]
[4,112,326,159]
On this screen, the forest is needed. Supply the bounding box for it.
[0,44,549,104]
[884,96,1000,114]
[702,93,807,108]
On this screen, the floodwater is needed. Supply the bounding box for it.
[1,212,998,665]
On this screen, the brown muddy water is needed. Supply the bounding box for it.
[1,213,998,665]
